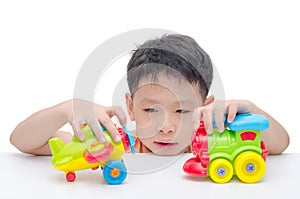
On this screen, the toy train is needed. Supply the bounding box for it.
[48,124,135,185]
[183,113,269,183]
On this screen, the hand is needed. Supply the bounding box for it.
[66,99,127,143]
[52,131,73,143]
[193,99,254,134]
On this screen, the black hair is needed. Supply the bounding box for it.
[127,34,213,100]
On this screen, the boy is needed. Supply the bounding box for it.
[10,34,289,156]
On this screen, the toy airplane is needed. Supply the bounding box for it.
[49,124,135,185]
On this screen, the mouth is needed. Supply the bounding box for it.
[153,141,178,149]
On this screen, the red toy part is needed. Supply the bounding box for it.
[240,131,257,141]
[84,143,114,164]
[183,121,209,176]
[182,157,208,176]
[261,141,269,161]
[118,128,130,152]
[66,172,76,182]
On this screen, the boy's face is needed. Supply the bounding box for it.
[126,74,204,155]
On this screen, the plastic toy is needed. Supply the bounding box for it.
[182,113,269,183]
[48,124,135,185]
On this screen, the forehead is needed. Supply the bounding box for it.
[133,75,203,105]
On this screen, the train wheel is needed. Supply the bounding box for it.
[234,151,266,183]
[209,158,233,183]
[103,160,127,185]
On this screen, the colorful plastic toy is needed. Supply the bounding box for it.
[49,124,135,185]
[183,113,269,183]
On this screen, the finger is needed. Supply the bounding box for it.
[203,108,213,134]
[226,104,238,123]
[192,108,201,130]
[214,109,225,133]
[106,106,127,126]
[71,120,85,141]
[88,119,107,143]
[99,116,121,142]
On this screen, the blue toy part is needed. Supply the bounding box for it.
[103,160,127,185]
[225,113,269,131]
[123,126,136,154]
[100,125,106,132]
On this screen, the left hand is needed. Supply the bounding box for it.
[193,99,254,134]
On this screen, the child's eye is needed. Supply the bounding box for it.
[176,109,190,114]
[143,108,158,113]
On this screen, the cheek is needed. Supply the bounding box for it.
[133,109,154,129]
[135,119,158,139]
[175,115,194,137]
[134,107,165,127]
[175,113,192,126]
[134,111,168,138]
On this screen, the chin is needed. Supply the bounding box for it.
[151,147,187,156]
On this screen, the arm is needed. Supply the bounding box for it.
[193,99,290,155]
[10,101,71,155]
[10,99,127,156]
[247,101,290,155]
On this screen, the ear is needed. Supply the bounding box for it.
[203,95,214,106]
[125,93,135,121]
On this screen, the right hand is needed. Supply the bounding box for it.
[65,99,127,143]
[193,99,253,134]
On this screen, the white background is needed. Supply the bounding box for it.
[1,0,299,153]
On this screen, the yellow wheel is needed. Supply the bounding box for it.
[209,158,233,183]
[234,151,266,183]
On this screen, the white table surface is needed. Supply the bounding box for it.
[1,153,299,199]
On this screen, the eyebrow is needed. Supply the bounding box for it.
[139,98,159,104]
[139,98,195,106]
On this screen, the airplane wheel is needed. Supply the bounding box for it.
[103,160,127,185]
[66,172,76,182]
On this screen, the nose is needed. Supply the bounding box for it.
[158,115,176,134]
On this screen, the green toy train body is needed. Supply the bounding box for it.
[183,113,269,183]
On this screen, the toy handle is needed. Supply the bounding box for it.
[117,127,136,154]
